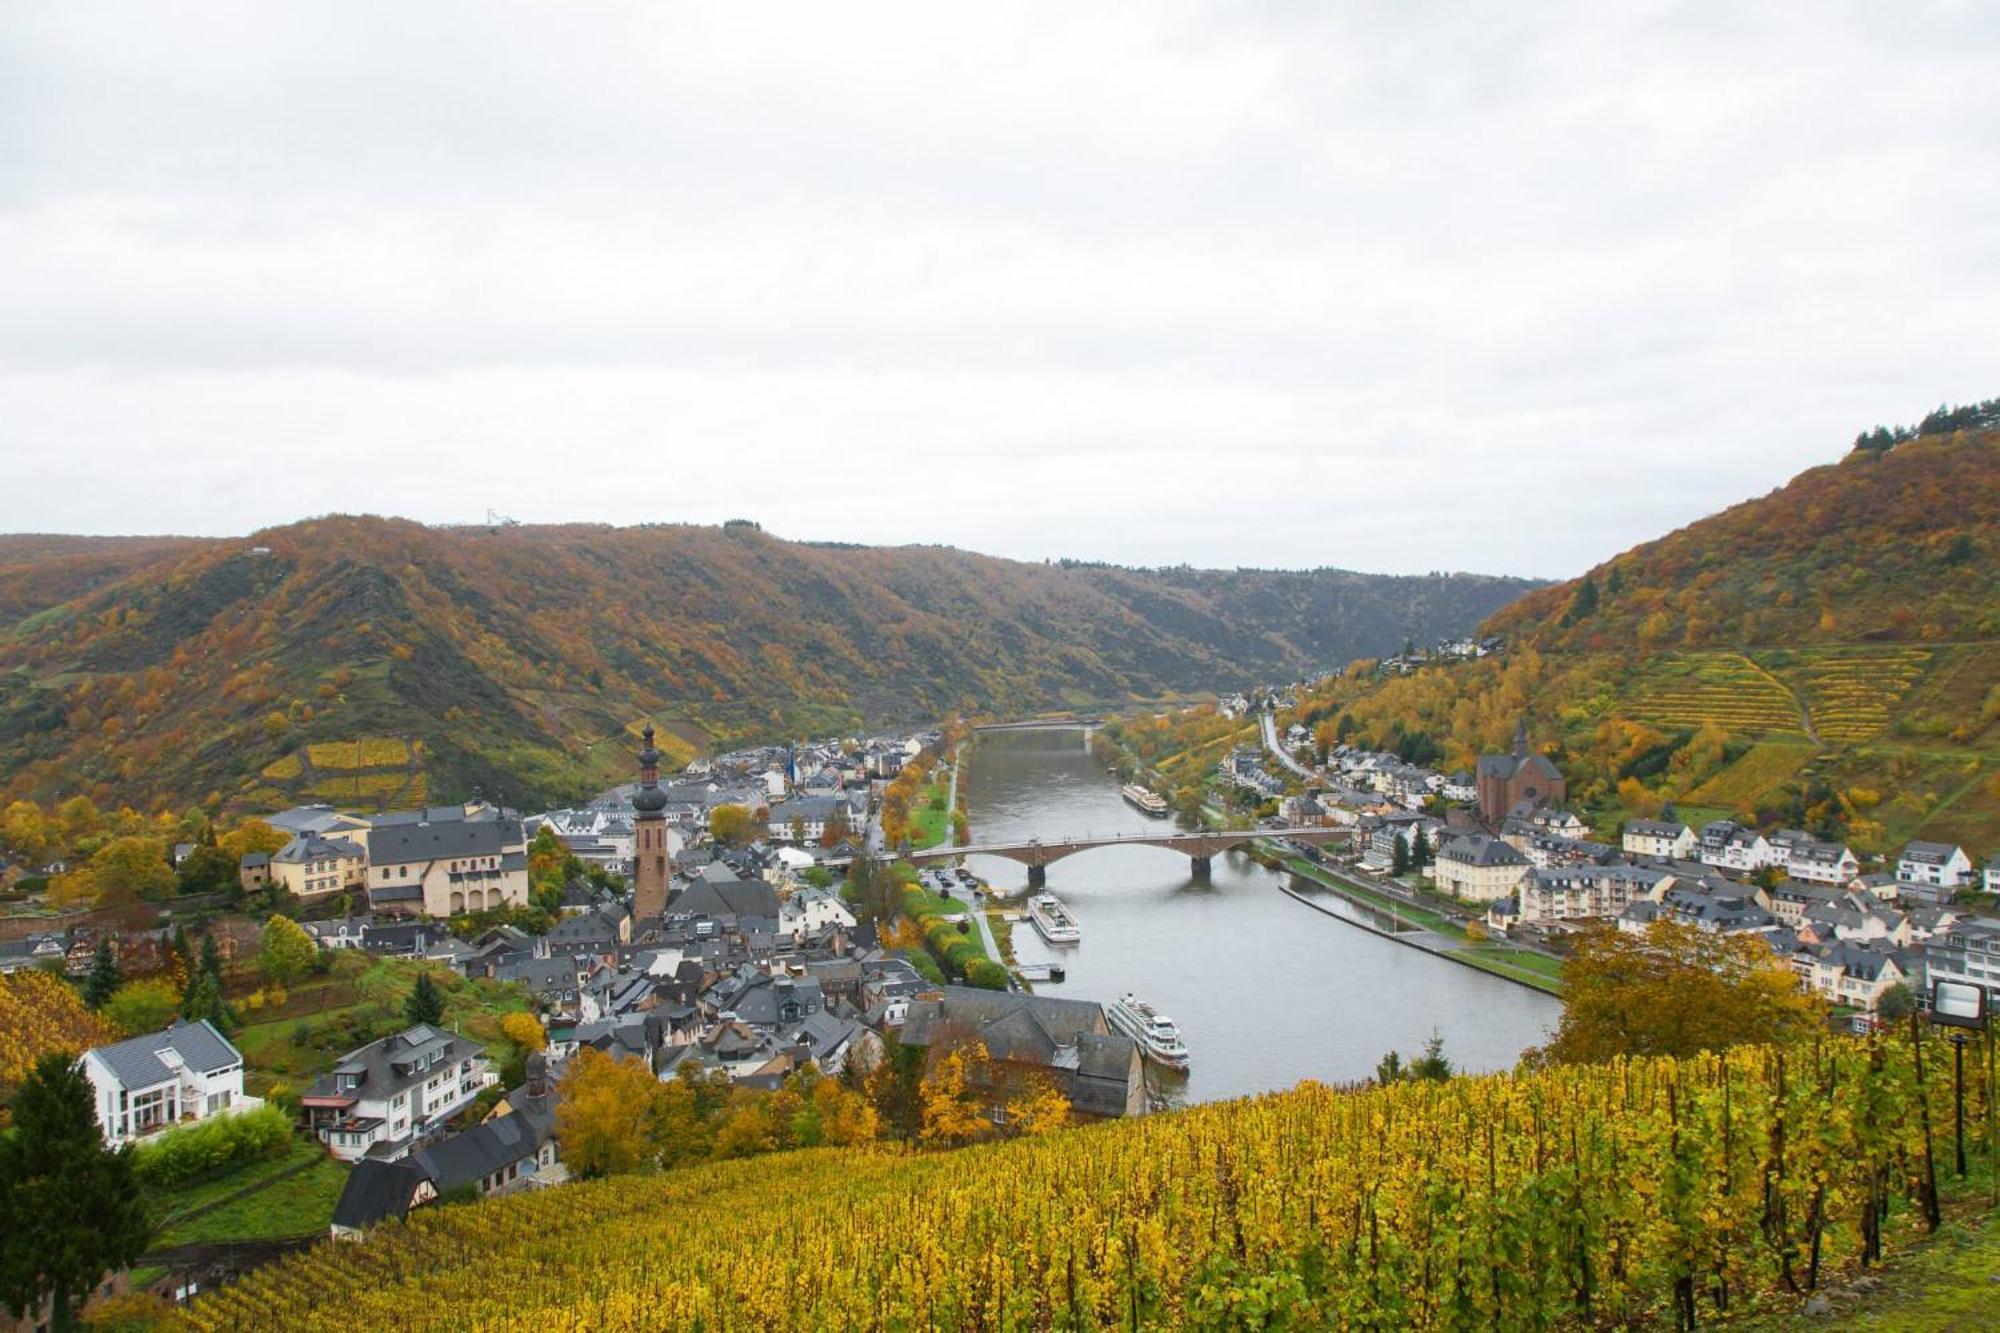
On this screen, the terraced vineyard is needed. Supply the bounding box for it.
[1778,648,1932,745]
[253,735,428,809]
[180,1034,1984,1332]
[1623,653,1804,735]
[1684,740,1819,810]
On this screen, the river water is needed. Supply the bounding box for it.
[960,728,1559,1104]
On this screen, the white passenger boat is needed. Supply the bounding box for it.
[1026,892,1081,944]
[1108,992,1190,1070]
[1120,784,1171,817]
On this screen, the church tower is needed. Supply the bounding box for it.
[631,724,670,921]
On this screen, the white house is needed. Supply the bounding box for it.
[1897,841,1974,891]
[83,1020,256,1146]
[1433,834,1530,904]
[1699,821,1777,873]
[301,1024,495,1163]
[779,887,858,941]
[1623,819,1696,861]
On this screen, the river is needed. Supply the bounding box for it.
[959,728,1560,1104]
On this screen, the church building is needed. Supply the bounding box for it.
[1475,719,1565,825]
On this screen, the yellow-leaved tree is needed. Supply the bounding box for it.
[499,1011,546,1052]
[555,1048,662,1178]
[1528,920,1823,1066]
[1004,1075,1070,1136]
[918,1048,989,1146]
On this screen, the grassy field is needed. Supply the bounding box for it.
[1684,739,1819,810]
[907,772,954,848]
[153,1154,349,1249]
[234,955,534,1095]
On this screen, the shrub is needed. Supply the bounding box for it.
[963,959,1010,991]
[132,1104,294,1189]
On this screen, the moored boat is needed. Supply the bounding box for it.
[1108,992,1190,1070]
[1025,892,1081,944]
[1120,783,1171,817]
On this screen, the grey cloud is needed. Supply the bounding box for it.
[0,1,1995,578]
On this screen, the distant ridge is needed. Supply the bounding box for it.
[0,518,1536,810]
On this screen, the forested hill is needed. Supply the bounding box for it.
[1286,418,2000,858]
[0,517,1536,811]
[1484,422,1999,651]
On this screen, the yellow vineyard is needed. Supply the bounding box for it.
[1786,648,1932,744]
[305,738,413,769]
[1683,740,1818,810]
[182,1035,1981,1331]
[1623,653,1801,734]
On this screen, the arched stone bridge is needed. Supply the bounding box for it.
[881,826,1352,887]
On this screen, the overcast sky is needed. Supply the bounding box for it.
[2,3,1994,578]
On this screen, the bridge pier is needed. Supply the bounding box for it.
[1026,864,1047,889]
[1190,855,1212,881]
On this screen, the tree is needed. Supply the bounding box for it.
[1406,1031,1453,1081]
[81,941,121,1010]
[178,969,231,1032]
[217,819,287,862]
[1410,825,1431,868]
[0,1053,152,1330]
[918,1049,989,1146]
[1876,982,1917,1025]
[102,978,179,1035]
[1004,1076,1070,1136]
[556,1048,663,1178]
[1529,921,1824,1066]
[198,932,223,986]
[88,837,175,901]
[404,971,447,1027]
[708,804,756,847]
[1373,1049,1404,1086]
[500,1011,546,1053]
[1391,833,1411,876]
[258,914,318,986]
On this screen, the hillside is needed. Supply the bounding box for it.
[180,1036,1971,1330]
[0,518,1535,811]
[1287,422,2000,854]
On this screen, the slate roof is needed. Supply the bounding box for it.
[1439,834,1529,868]
[1900,841,1965,866]
[410,1106,549,1193]
[370,817,522,865]
[331,1158,429,1230]
[88,1019,242,1089]
[674,876,781,921]
[272,834,364,865]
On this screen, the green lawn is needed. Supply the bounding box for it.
[908,773,954,848]
[153,1156,350,1248]
[235,956,533,1092]
[146,1138,326,1229]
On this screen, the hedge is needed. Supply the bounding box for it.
[132,1103,295,1189]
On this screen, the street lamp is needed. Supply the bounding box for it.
[1929,980,1989,1181]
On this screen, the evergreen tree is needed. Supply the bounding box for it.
[1391,833,1410,876]
[81,940,122,1010]
[405,971,447,1027]
[1407,1031,1453,1082]
[199,931,223,985]
[179,969,231,1031]
[1373,1049,1404,1085]
[0,1053,152,1330]
[1563,572,1600,626]
[1410,825,1431,868]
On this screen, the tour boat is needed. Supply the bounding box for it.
[1120,784,1171,817]
[1026,892,1082,945]
[1108,992,1190,1071]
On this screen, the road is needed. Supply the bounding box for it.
[1260,711,1321,782]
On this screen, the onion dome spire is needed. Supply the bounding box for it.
[633,723,668,814]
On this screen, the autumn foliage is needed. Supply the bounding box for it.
[188,1028,1985,1330]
